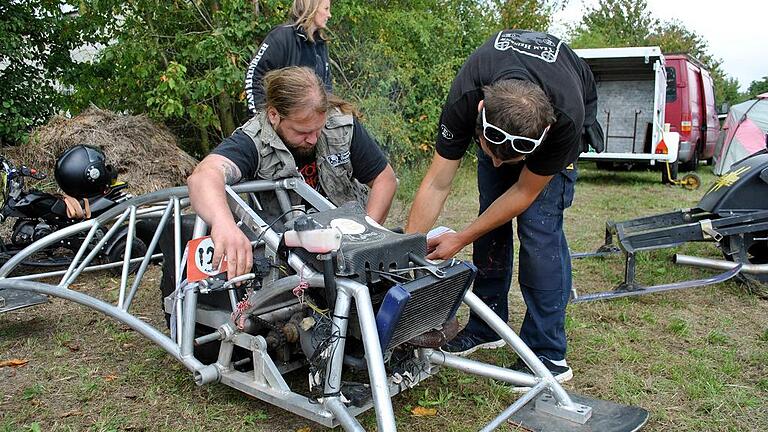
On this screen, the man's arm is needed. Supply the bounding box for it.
[187,154,253,280]
[346,119,396,223]
[405,153,461,233]
[365,163,397,224]
[426,166,553,260]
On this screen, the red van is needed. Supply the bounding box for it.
[664,54,720,172]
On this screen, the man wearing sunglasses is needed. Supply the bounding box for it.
[406,30,598,384]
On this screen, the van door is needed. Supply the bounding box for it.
[699,69,720,160]
[687,63,703,150]
[665,63,681,131]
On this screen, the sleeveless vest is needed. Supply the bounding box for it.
[239,108,369,212]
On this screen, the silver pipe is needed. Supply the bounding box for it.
[325,397,365,432]
[324,290,352,398]
[181,284,199,357]
[117,206,137,309]
[247,192,263,211]
[93,186,188,223]
[0,220,96,278]
[425,350,537,387]
[89,180,285,226]
[60,223,100,284]
[195,330,222,346]
[480,381,547,432]
[275,189,294,216]
[124,201,175,310]
[337,279,396,432]
[0,279,211,379]
[8,254,162,281]
[173,197,183,345]
[286,179,334,211]
[230,180,287,194]
[63,209,131,287]
[463,291,575,408]
[224,187,282,250]
[675,254,768,274]
[228,290,238,311]
[214,333,235,370]
[135,204,176,216]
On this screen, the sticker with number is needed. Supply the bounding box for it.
[186,236,227,282]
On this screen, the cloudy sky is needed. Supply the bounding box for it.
[550,0,766,91]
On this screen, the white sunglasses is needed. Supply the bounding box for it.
[481,108,550,154]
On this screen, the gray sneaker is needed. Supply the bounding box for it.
[441,330,506,356]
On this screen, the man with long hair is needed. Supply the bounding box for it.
[190,66,397,280]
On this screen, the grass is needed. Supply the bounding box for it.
[2,161,767,431]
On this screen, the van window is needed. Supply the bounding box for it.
[665,67,677,102]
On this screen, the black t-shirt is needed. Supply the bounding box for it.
[436,30,598,176]
[293,152,321,191]
[212,118,388,194]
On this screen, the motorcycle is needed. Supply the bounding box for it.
[0,145,146,269]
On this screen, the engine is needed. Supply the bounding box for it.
[10,220,53,246]
[201,203,475,402]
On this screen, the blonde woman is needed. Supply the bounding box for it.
[244,0,333,115]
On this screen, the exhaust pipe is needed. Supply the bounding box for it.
[674,254,768,274]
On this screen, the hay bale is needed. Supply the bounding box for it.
[4,108,198,195]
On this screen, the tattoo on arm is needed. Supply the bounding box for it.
[221,161,242,185]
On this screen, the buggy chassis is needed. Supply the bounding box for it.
[0,178,648,431]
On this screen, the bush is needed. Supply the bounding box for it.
[331,0,496,166]
[0,1,79,145]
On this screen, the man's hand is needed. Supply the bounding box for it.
[426,231,468,260]
[188,153,250,280]
[209,221,253,281]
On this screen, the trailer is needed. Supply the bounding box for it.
[576,46,681,183]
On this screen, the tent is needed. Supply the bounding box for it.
[713,93,768,175]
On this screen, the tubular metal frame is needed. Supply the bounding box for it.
[0,178,592,431]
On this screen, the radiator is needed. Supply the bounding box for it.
[376,261,476,351]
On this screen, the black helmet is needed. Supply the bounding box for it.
[54,145,117,198]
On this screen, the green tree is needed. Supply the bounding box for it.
[717,76,742,111]
[648,20,709,61]
[65,0,289,156]
[648,20,741,108]
[331,0,557,165]
[568,2,744,110]
[19,0,556,164]
[493,0,564,31]
[568,0,657,49]
[330,0,492,165]
[746,76,768,99]
[0,0,81,145]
